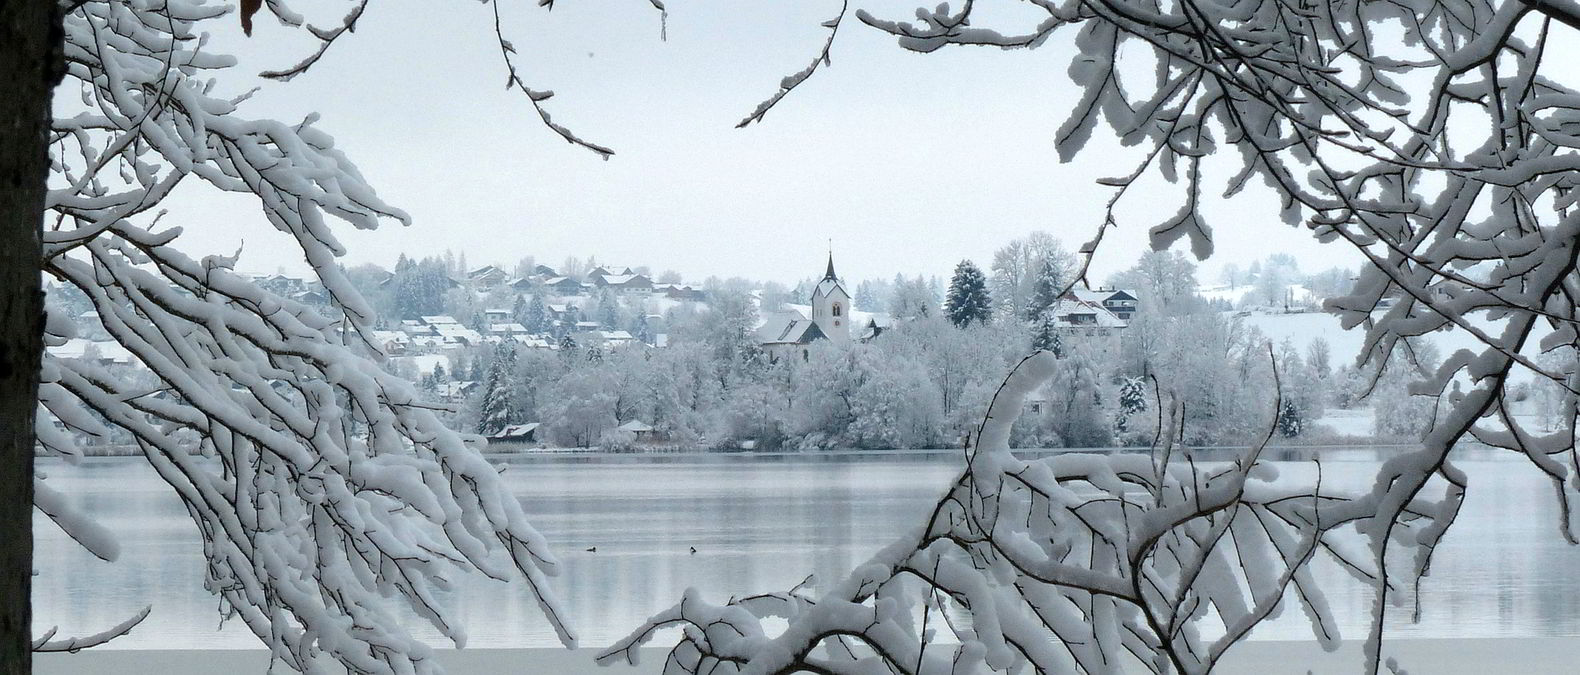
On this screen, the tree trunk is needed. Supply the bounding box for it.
[0,1,62,669]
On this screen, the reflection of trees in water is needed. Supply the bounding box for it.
[38,456,1580,648]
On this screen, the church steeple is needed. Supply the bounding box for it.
[811,248,851,343]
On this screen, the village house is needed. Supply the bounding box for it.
[466,265,511,290]
[591,273,654,294]
[543,276,589,295]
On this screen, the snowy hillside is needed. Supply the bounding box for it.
[1199,283,1317,307]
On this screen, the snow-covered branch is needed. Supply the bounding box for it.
[605,352,1431,673]
[35,2,582,671]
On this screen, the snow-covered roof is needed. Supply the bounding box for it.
[601,330,635,341]
[616,420,654,433]
[491,423,540,440]
[813,277,848,300]
[46,338,135,365]
[421,315,459,325]
[762,320,827,345]
[489,323,529,334]
[1070,288,1136,305]
[1051,299,1128,328]
[370,330,409,344]
[755,309,807,340]
[511,335,556,348]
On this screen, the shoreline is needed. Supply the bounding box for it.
[35,637,1580,673]
[49,442,1428,461]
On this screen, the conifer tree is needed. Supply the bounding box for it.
[525,294,549,333]
[943,260,992,328]
[1025,257,1064,322]
[1278,397,1303,438]
[634,313,654,345]
[477,343,518,435]
[597,288,619,329]
[1032,313,1063,357]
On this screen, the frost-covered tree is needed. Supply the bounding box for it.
[477,343,518,435]
[888,274,938,320]
[606,352,1448,674]
[942,260,991,327]
[785,0,1580,663]
[523,294,549,334]
[595,288,619,329]
[988,232,1074,322]
[1024,256,1064,322]
[3,0,631,670]
[1115,375,1148,436]
[1277,397,1302,438]
[1030,312,1063,357]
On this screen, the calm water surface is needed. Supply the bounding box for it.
[31,448,1580,649]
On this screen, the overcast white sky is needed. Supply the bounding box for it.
[150,0,1356,286]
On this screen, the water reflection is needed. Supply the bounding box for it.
[31,449,1580,650]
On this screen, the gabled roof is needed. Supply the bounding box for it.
[813,252,848,299]
[491,423,540,439]
[1051,298,1128,327]
[764,319,828,345]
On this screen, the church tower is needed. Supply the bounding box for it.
[810,252,852,343]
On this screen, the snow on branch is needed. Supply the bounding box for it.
[604,351,1442,673]
[32,606,152,653]
[851,2,1580,669]
[737,1,849,129]
[38,2,577,671]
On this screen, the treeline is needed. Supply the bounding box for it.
[444,247,1439,451]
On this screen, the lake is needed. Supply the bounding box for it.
[31,447,1580,651]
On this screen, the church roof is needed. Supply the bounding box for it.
[762,319,828,345]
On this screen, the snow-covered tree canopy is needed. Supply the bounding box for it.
[35,1,605,671]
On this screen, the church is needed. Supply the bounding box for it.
[758,253,854,362]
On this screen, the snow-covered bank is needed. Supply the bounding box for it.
[35,638,1580,673]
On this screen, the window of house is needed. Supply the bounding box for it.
[833,302,842,317]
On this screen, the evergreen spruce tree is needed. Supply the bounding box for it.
[1032,312,1064,357]
[1278,397,1303,437]
[634,313,654,345]
[597,288,619,329]
[943,260,992,327]
[1025,257,1064,322]
[477,343,517,435]
[512,294,529,326]
[525,294,548,333]
[1114,377,1147,434]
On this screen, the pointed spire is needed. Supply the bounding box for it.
[824,249,837,281]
